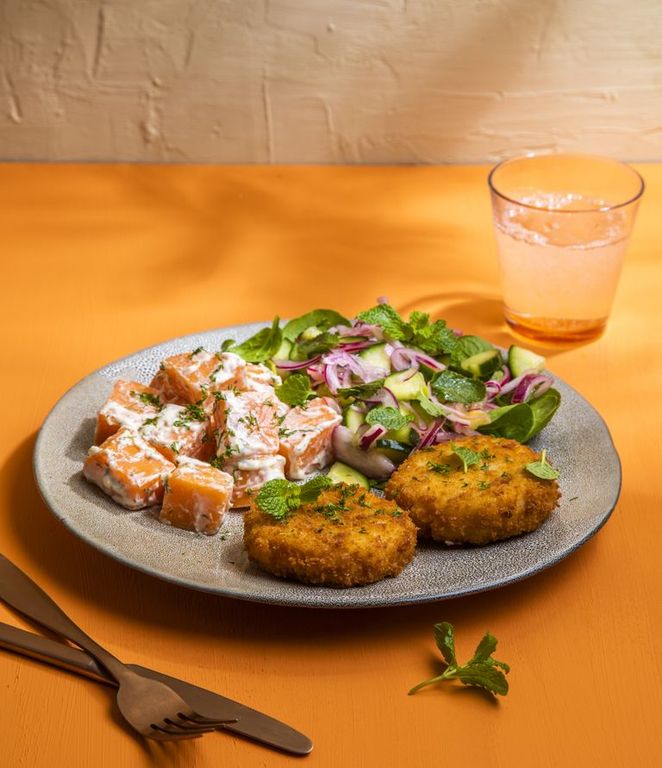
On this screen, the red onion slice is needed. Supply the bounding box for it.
[363,387,399,409]
[274,355,321,371]
[359,424,388,450]
[510,373,553,404]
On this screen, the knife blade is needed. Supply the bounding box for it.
[0,621,312,756]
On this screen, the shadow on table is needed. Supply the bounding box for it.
[2,434,604,655]
[396,292,589,359]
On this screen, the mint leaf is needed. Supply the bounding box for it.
[231,317,282,363]
[417,392,447,418]
[409,622,510,698]
[254,479,300,519]
[255,476,332,518]
[450,335,494,365]
[433,622,457,666]
[282,309,350,342]
[408,311,430,331]
[471,631,498,663]
[276,373,316,407]
[299,475,333,503]
[455,662,509,696]
[365,406,408,432]
[220,338,235,352]
[451,442,482,472]
[356,304,411,341]
[525,449,559,480]
[411,318,457,357]
[431,370,486,404]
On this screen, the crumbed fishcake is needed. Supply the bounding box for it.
[243,485,417,587]
[385,436,560,545]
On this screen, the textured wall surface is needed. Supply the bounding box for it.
[1,0,662,163]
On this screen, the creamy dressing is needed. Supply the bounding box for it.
[216,391,280,459]
[279,399,341,480]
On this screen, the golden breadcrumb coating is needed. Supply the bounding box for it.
[385,436,560,545]
[244,484,417,587]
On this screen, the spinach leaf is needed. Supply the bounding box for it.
[230,317,282,363]
[282,309,350,342]
[527,388,561,440]
[478,402,535,442]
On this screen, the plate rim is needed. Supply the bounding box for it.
[33,323,622,609]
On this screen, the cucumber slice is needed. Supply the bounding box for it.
[375,439,411,463]
[300,326,322,341]
[384,370,426,401]
[274,338,293,360]
[343,405,366,433]
[326,461,370,489]
[460,350,502,379]
[358,343,391,372]
[390,411,416,444]
[508,345,545,377]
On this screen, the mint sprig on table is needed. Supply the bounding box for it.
[409,622,510,697]
[255,476,333,519]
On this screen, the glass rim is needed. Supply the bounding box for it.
[488,152,645,213]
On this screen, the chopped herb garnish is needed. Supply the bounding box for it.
[477,480,491,490]
[170,442,180,454]
[131,390,162,409]
[409,622,510,697]
[209,456,224,469]
[173,402,207,428]
[428,461,451,474]
[189,346,205,358]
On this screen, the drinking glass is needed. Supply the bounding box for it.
[488,153,644,343]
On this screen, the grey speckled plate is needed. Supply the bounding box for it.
[34,322,621,609]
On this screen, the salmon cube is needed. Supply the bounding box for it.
[278,397,342,480]
[159,457,233,535]
[225,454,286,508]
[139,403,213,463]
[83,428,174,510]
[94,380,162,445]
[150,348,245,405]
[237,363,282,395]
[212,390,280,461]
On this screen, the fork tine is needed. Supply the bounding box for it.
[148,724,203,741]
[177,712,238,727]
[163,718,216,734]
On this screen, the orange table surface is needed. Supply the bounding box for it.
[0,163,660,768]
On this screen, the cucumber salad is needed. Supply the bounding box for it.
[224,301,561,484]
